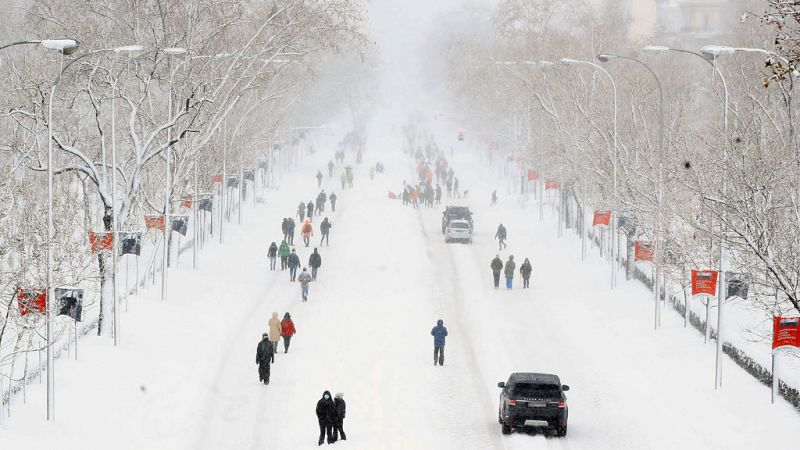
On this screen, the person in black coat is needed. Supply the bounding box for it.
[333,392,346,441]
[287,249,301,282]
[320,217,332,246]
[490,255,504,289]
[309,248,322,281]
[520,258,532,288]
[316,390,336,445]
[329,193,337,212]
[256,333,275,384]
[281,218,289,243]
[287,218,296,245]
[267,242,278,271]
[307,201,315,222]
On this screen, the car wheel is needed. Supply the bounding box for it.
[556,426,567,437]
[501,424,512,435]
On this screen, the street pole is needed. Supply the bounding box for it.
[561,58,618,289]
[220,120,226,244]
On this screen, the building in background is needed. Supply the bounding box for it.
[621,0,729,43]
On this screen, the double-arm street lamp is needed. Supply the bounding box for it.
[598,53,665,330]
[560,58,619,290]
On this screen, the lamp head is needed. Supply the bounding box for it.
[597,54,616,63]
[700,45,735,60]
[114,45,146,58]
[41,39,80,55]
[163,47,188,57]
[642,45,670,53]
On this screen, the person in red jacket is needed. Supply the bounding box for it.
[281,312,296,353]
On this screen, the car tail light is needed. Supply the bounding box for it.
[558,402,567,408]
[506,399,517,406]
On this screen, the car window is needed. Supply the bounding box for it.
[511,383,561,398]
[451,222,468,229]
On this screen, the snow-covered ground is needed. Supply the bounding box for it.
[1,117,798,450]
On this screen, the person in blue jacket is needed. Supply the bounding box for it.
[431,319,448,366]
[287,248,300,282]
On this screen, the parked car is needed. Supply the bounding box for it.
[445,219,472,243]
[441,206,473,234]
[497,373,569,437]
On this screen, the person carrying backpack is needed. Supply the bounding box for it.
[302,218,314,247]
[279,241,290,270]
[298,268,312,301]
[267,242,278,271]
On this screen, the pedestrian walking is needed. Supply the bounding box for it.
[287,218,296,245]
[453,177,460,198]
[490,254,503,289]
[328,160,335,177]
[520,258,532,288]
[297,202,306,222]
[329,193,337,212]
[288,248,300,281]
[431,319,448,366]
[316,170,323,188]
[299,268,312,301]
[256,333,274,385]
[340,172,346,190]
[268,312,281,354]
[302,218,314,247]
[504,255,516,289]
[491,190,498,206]
[316,391,336,445]
[309,248,322,280]
[333,393,347,441]
[279,241,290,270]
[281,218,290,242]
[316,191,326,214]
[281,312,296,353]
[495,223,507,250]
[435,184,442,204]
[267,242,278,271]
[320,217,331,246]
[307,201,315,222]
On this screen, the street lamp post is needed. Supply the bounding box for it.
[1,37,78,422]
[560,58,619,290]
[644,44,730,389]
[598,53,665,330]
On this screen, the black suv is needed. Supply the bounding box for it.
[441,206,473,234]
[497,373,569,437]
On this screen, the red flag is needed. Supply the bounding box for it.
[89,231,113,253]
[691,270,718,296]
[180,195,193,208]
[144,214,165,230]
[545,180,559,190]
[17,288,46,316]
[527,169,540,181]
[592,210,612,227]
[773,317,800,351]
[634,241,654,262]
[212,175,222,183]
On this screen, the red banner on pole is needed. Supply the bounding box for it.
[212,175,222,183]
[144,214,165,230]
[592,210,612,227]
[17,288,46,316]
[527,169,540,181]
[634,240,654,262]
[545,180,559,190]
[691,270,719,296]
[180,195,193,208]
[773,317,800,351]
[89,231,113,253]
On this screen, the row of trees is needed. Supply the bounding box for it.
[0,0,367,392]
[437,0,799,322]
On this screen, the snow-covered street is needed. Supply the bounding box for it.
[2,118,799,449]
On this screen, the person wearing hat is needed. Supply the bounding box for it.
[431,319,448,366]
[316,390,337,445]
[490,255,503,289]
[256,332,275,384]
[333,392,347,441]
[520,257,532,288]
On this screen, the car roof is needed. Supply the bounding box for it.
[508,373,561,385]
